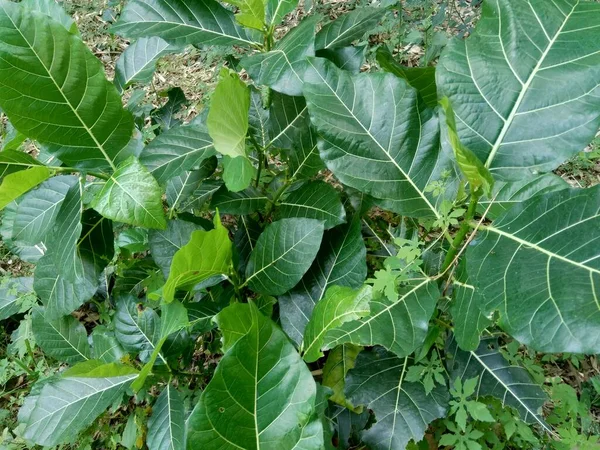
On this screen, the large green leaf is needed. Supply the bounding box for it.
[210,185,268,215]
[115,37,183,93]
[0,167,51,210]
[32,307,91,364]
[92,157,166,229]
[233,215,262,275]
[269,93,309,150]
[20,0,78,34]
[316,45,366,74]
[242,16,318,96]
[140,120,216,185]
[0,150,44,178]
[112,0,258,47]
[303,57,449,218]
[324,278,439,358]
[223,0,264,30]
[187,302,323,450]
[303,285,371,363]
[467,186,600,353]
[315,7,386,50]
[166,163,217,212]
[19,362,138,447]
[436,0,600,179]
[147,385,185,450]
[0,277,35,321]
[245,218,324,296]
[148,219,205,277]
[162,218,232,302]
[0,1,134,172]
[279,220,367,345]
[447,336,548,429]
[277,181,346,229]
[346,347,448,450]
[265,0,297,27]
[91,326,127,363]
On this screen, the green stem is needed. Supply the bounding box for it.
[265,178,292,217]
[441,192,480,273]
[249,133,264,188]
[51,166,110,180]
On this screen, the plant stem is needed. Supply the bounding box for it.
[265,178,292,217]
[441,192,480,273]
[249,133,264,188]
[51,166,110,180]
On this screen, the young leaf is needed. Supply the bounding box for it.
[467,186,600,353]
[147,385,185,450]
[19,363,138,447]
[0,167,51,210]
[222,0,264,30]
[148,219,205,277]
[186,302,323,449]
[241,16,318,96]
[162,218,232,302]
[245,218,325,296]
[210,185,269,215]
[440,97,494,196]
[303,285,371,363]
[277,181,346,229]
[112,0,258,47]
[322,343,362,410]
[324,279,439,358]
[303,57,450,218]
[115,37,183,93]
[346,347,448,450]
[447,336,549,430]
[222,155,255,193]
[279,220,367,344]
[315,7,387,50]
[437,0,600,178]
[0,1,134,172]
[92,157,167,229]
[32,307,91,364]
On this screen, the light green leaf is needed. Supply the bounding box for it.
[147,385,185,450]
[241,16,318,96]
[0,150,43,178]
[303,285,371,363]
[115,37,183,93]
[0,1,134,172]
[265,0,297,27]
[223,0,264,30]
[32,307,90,364]
[20,0,77,34]
[324,278,439,358]
[277,181,346,229]
[0,167,51,210]
[346,347,448,450]
[322,343,362,410]
[162,217,232,302]
[0,277,35,321]
[279,220,367,345]
[436,0,600,179]
[245,218,324,296]
[19,364,137,447]
[160,300,189,339]
[303,57,450,218]
[210,185,268,215]
[186,302,323,450]
[440,97,494,196]
[92,157,166,229]
[112,0,258,47]
[447,336,548,429]
[467,186,600,353]
[222,155,256,193]
[315,7,387,50]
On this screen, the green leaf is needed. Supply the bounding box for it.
[148,219,205,277]
[346,347,448,450]
[303,285,371,363]
[19,364,137,447]
[316,45,366,74]
[241,16,318,96]
[279,220,367,345]
[11,175,77,245]
[92,157,166,229]
[447,336,549,429]
[222,155,255,193]
[153,87,188,131]
[265,0,297,27]
[162,217,232,302]
[0,1,134,172]
[166,158,218,212]
[210,185,268,215]
[32,307,90,364]
[147,385,185,450]
[376,47,437,108]
[20,0,78,34]
[223,0,264,30]
[0,150,43,178]
[160,300,189,338]
[478,173,569,219]
[0,277,35,321]
[277,181,346,229]
[0,167,51,210]
[467,186,600,353]
[315,7,387,49]
[324,279,439,358]
[187,302,323,450]
[303,57,450,218]
[91,327,127,363]
[245,218,324,296]
[440,97,494,196]
[436,0,600,179]
[322,343,362,410]
[140,121,216,185]
[115,37,183,93]
[248,88,271,148]
[187,285,235,333]
[234,215,262,274]
[269,92,309,150]
[208,69,250,160]
[112,0,258,47]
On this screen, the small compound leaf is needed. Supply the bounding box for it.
[0,167,51,210]
[147,385,185,450]
[32,307,90,364]
[210,185,268,215]
[245,218,324,296]
[277,181,346,229]
[92,157,166,229]
[315,7,387,50]
[148,219,205,277]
